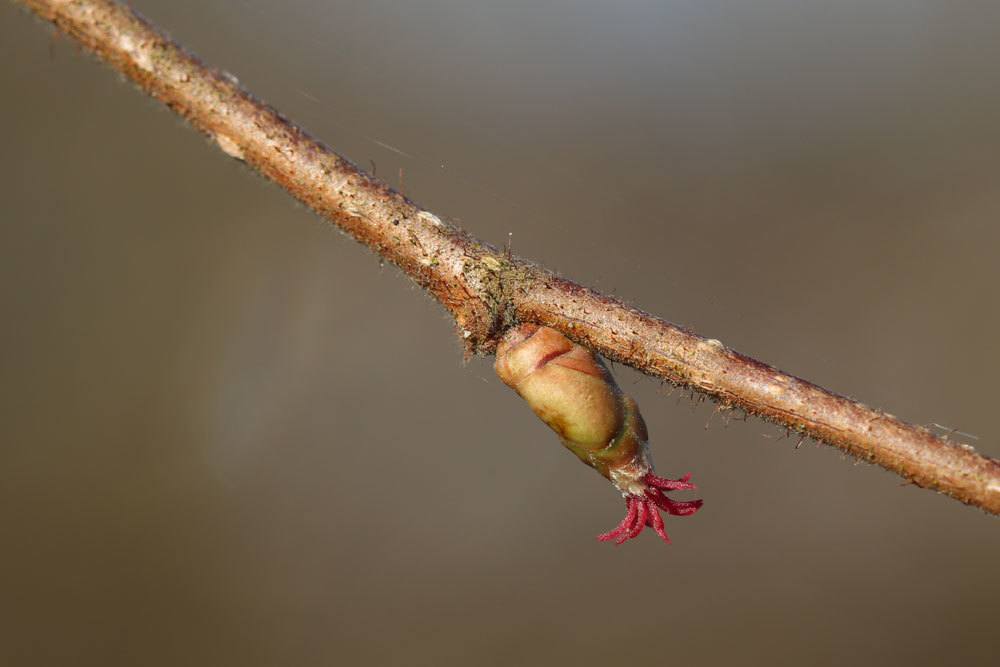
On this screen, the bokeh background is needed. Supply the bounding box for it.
[2,1,999,665]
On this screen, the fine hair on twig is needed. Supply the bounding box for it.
[17,0,1000,515]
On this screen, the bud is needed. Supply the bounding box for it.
[495,324,702,544]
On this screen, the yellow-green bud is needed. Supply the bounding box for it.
[494,324,703,545]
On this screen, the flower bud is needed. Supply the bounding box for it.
[495,324,702,544]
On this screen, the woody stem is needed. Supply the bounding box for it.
[17,0,1000,514]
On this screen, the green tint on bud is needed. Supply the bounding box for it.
[494,323,650,483]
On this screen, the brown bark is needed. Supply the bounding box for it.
[18,0,1000,514]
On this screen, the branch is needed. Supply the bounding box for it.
[19,0,1000,514]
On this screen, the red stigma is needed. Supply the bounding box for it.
[597,472,703,545]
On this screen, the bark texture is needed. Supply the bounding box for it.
[18,0,1000,514]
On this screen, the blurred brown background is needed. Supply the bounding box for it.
[2,1,998,665]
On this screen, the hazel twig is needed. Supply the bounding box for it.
[16,0,1000,515]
